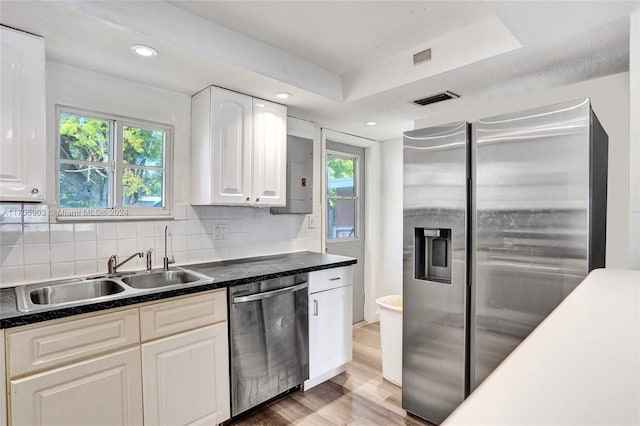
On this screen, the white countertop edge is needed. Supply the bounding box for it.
[443,268,640,426]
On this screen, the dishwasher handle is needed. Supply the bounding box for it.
[232,282,308,303]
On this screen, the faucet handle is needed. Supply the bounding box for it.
[163,255,175,270]
[107,255,117,274]
[146,248,154,271]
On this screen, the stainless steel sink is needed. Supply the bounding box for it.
[16,279,126,312]
[29,280,125,305]
[14,267,214,312]
[121,270,208,289]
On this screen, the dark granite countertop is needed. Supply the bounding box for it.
[0,251,356,329]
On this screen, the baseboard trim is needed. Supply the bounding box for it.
[303,365,347,391]
[353,320,369,330]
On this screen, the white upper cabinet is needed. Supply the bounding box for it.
[252,99,286,206]
[191,87,252,205]
[191,86,286,207]
[0,26,46,202]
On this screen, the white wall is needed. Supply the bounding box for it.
[0,62,321,288]
[379,72,631,298]
[378,137,403,299]
[44,62,192,204]
[629,11,640,270]
[363,142,382,323]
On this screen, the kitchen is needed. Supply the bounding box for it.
[1,1,639,426]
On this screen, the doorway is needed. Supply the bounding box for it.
[325,140,365,323]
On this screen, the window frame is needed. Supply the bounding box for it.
[55,105,173,220]
[325,149,360,242]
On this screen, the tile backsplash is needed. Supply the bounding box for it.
[0,203,320,288]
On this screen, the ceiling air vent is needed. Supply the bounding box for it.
[413,91,460,106]
[413,48,432,66]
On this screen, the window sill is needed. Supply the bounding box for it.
[55,214,173,222]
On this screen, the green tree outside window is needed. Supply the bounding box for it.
[58,110,169,211]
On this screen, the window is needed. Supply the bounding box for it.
[57,107,172,217]
[326,152,358,240]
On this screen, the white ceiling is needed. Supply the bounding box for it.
[170,1,496,75]
[1,1,638,141]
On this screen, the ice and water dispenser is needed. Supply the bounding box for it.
[414,228,452,284]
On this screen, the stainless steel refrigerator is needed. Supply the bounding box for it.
[402,98,608,424]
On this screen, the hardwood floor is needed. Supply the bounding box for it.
[230,323,434,426]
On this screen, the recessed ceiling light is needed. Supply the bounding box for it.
[131,45,158,57]
[365,121,378,126]
[275,92,292,100]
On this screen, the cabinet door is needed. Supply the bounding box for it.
[309,285,353,379]
[210,87,253,205]
[142,323,230,426]
[11,347,143,426]
[0,27,45,201]
[252,99,287,206]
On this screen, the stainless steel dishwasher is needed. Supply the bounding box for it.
[228,274,309,417]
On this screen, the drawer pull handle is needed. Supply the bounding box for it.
[329,277,341,281]
[233,282,308,303]
[313,299,318,316]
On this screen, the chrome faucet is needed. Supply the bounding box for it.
[163,225,175,271]
[107,252,143,274]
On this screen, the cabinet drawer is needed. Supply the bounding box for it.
[140,290,227,342]
[7,308,140,378]
[309,266,353,293]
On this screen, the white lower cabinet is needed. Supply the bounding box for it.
[309,286,353,379]
[5,289,231,426]
[10,347,143,426]
[305,266,354,390]
[142,323,230,426]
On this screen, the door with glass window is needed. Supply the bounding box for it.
[326,141,365,323]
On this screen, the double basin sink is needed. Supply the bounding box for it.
[15,268,214,312]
